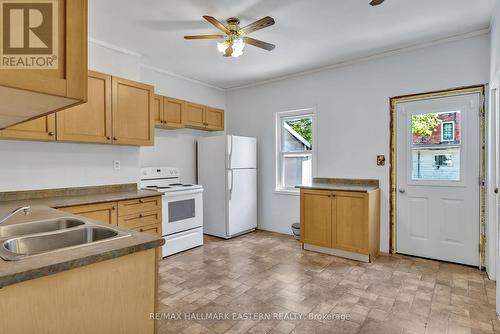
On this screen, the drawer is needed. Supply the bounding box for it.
[133,223,161,236]
[117,210,161,230]
[117,196,161,217]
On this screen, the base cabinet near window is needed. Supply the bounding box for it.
[300,188,380,262]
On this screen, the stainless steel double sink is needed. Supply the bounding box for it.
[0,218,130,261]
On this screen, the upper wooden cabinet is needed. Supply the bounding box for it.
[205,107,224,131]
[163,97,184,129]
[0,0,87,129]
[153,95,164,128]
[0,114,55,141]
[56,71,112,144]
[112,76,154,146]
[184,102,206,129]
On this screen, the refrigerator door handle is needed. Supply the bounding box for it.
[228,135,233,169]
[228,169,234,200]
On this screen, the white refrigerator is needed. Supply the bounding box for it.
[197,135,257,238]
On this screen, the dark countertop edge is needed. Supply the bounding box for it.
[295,185,379,193]
[0,190,161,210]
[0,238,164,289]
[51,191,161,208]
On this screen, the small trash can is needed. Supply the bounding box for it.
[291,222,300,240]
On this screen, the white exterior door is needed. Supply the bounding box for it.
[396,93,481,266]
[227,168,257,236]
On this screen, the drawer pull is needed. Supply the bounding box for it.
[139,213,143,218]
[139,199,144,203]
[139,228,144,232]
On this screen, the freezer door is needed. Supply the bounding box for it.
[227,168,257,236]
[227,135,257,169]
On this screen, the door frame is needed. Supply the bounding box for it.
[389,85,486,268]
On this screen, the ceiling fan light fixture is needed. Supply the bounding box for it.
[217,40,229,53]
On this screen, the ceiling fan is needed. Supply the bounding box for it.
[184,16,275,58]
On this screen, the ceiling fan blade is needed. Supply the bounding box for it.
[184,35,225,40]
[203,15,230,34]
[239,16,275,35]
[243,37,275,51]
[369,0,385,6]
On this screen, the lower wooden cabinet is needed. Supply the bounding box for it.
[58,202,117,226]
[57,196,162,237]
[0,114,56,141]
[300,189,380,262]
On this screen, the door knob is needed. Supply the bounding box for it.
[399,188,406,194]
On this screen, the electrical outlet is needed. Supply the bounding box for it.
[113,160,121,170]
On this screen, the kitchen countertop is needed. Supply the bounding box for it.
[296,178,379,192]
[0,184,164,288]
[0,206,164,288]
[0,183,160,210]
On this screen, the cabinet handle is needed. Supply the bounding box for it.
[139,228,144,232]
[139,199,144,203]
[106,136,111,140]
[113,137,117,141]
[111,206,115,210]
[495,188,499,194]
[48,132,54,136]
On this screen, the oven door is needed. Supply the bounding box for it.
[162,190,203,235]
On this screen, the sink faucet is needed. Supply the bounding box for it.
[0,206,30,225]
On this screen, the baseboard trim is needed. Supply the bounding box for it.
[303,243,370,263]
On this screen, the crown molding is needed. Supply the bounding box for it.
[88,37,142,58]
[139,64,225,92]
[226,29,490,91]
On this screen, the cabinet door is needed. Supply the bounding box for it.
[57,71,112,144]
[164,97,184,129]
[300,189,332,248]
[205,107,224,131]
[58,202,118,226]
[0,0,87,128]
[153,94,164,128]
[0,114,55,141]
[184,102,206,129]
[112,77,154,146]
[334,192,368,253]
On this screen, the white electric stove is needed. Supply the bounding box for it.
[140,167,203,257]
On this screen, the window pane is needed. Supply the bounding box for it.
[412,111,460,145]
[282,116,313,152]
[282,154,312,188]
[411,147,460,181]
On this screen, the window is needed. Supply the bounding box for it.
[442,122,455,141]
[275,109,315,193]
[411,111,461,181]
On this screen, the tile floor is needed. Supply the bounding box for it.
[157,230,497,334]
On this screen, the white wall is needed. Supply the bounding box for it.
[226,34,490,252]
[0,40,225,192]
[491,1,500,86]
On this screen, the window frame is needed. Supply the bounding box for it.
[441,121,455,142]
[274,108,317,195]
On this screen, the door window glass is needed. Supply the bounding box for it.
[411,111,461,181]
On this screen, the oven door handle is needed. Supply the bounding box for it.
[228,169,234,201]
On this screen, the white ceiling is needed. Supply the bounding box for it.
[90,0,496,89]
